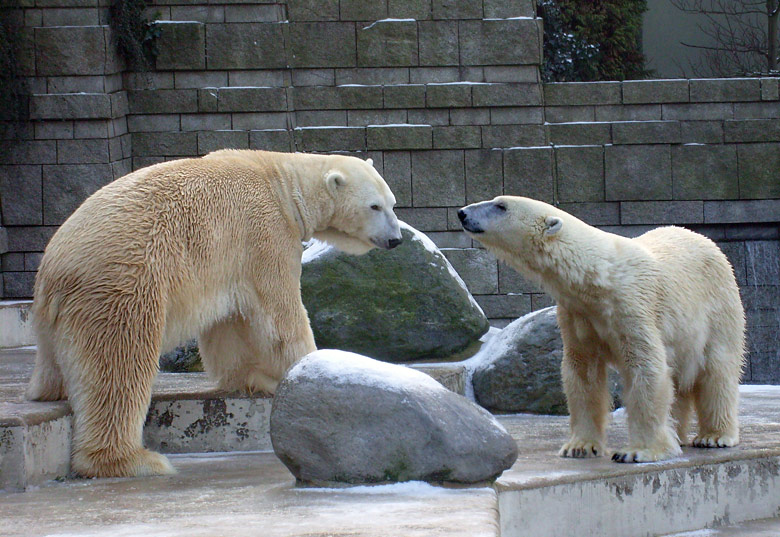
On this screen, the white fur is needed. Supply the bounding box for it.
[25,150,401,478]
[461,196,745,463]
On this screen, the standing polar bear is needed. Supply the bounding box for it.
[459,196,744,463]
[27,150,402,478]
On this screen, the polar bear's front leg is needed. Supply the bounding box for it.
[559,347,610,458]
[612,343,682,463]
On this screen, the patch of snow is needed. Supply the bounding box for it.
[302,239,333,264]
[366,123,431,128]
[288,349,447,393]
[294,125,360,130]
[362,18,416,30]
[427,81,490,86]
[298,480,485,496]
[739,384,780,394]
[483,16,535,20]
[663,530,719,537]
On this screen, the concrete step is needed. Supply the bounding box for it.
[2,385,779,537]
[0,347,468,491]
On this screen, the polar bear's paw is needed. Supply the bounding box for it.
[611,443,682,463]
[72,448,177,478]
[692,434,738,448]
[559,438,605,458]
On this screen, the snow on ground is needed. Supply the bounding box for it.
[297,480,489,496]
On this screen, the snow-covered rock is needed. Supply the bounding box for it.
[270,350,518,485]
[470,307,621,415]
[301,222,489,363]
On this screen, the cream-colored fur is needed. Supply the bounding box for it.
[460,196,745,463]
[26,150,401,478]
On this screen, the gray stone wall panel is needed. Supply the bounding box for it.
[0,166,43,226]
[357,20,418,67]
[155,22,205,70]
[459,19,541,66]
[410,150,465,206]
[289,22,356,68]
[672,144,738,200]
[42,163,113,225]
[611,120,681,145]
[249,130,293,152]
[544,82,621,106]
[418,21,458,66]
[738,143,780,199]
[35,26,106,76]
[366,125,432,150]
[207,23,286,69]
[690,78,762,102]
[503,147,554,202]
[605,145,672,201]
[465,149,502,203]
[622,80,689,104]
[383,151,412,206]
[555,146,605,202]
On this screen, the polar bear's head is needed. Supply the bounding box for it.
[315,156,403,255]
[457,195,578,279]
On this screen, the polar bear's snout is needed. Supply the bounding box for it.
[458,208,483,234]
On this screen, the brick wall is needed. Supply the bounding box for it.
[1,0,778,382]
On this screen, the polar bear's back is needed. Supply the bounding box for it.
[632,226,744,385]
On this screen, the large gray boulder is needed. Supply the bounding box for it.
[471,306,621,415]
[270,349,518,485]
[301,222,489,362]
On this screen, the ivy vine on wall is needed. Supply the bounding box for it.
[538,0,651,82]
[110,0,161,71]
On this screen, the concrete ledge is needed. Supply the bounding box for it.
[0,301,34,349]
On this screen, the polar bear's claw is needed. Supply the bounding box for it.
[559,439,603,458]
[611,443,681,463]
[692,434,738,448]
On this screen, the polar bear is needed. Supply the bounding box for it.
[459,196,745,463]
[26,150,402,478]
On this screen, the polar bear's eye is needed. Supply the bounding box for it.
[370,204,381,211]
[495,202,507,212]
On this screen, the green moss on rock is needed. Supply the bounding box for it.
[302,225,489,362]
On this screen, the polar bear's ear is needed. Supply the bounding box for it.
[544,216,563,235]
[325,170,346,195]
[366,158,374,167]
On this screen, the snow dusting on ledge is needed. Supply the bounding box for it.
[287,349,447,393]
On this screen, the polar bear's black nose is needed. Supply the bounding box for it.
[457,209,466,222]
[388,237,402,249]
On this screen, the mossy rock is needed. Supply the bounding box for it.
[302,223,489,363]
[159,339,204,373]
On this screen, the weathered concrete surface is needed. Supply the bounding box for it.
[0,301,35,348]
[2,348,780,537]
[495,386,780,537]
[0,452,500,537]
[662,516,780,536]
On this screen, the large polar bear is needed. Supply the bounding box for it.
[459,196,744,463]
[27,150,402,478]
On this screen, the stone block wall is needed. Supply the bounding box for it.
[0,0,132,296]
[1,0,778,382]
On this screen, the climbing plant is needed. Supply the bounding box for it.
[109,0,160,71]
[538,0,650,81]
